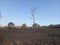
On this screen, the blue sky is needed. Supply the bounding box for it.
[0,0,60,26]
